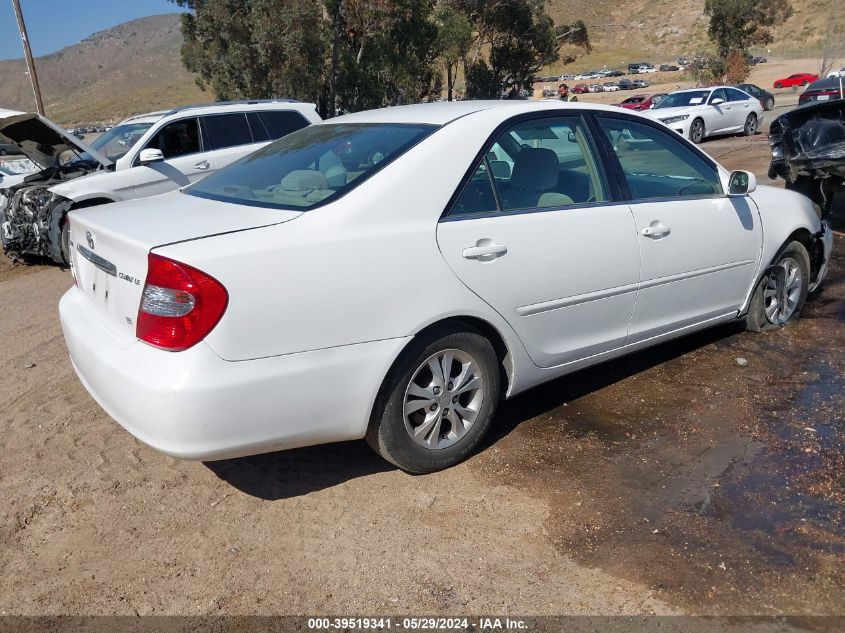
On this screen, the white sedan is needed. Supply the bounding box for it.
[642,86,764,143]
[60,101,832,473]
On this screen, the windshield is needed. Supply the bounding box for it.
[186,123,436,210]
[654,90,711,109]
[86,122,154,162]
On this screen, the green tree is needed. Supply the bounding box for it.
[174,0,324,102]
[449,0,589,99]
[704,0,793,79]
[435,6,473,101]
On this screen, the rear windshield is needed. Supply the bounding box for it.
[186,122,436,210]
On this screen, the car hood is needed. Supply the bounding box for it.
[646,106,697,120]
[0,109,111,171]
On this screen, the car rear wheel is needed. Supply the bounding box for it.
[743,113,758,136]
[746,241,810,332]
[366,325,501,473]
[775,82,783,89]
[689,118,705,144]
[765,96,775,110]
[802,80,809,86]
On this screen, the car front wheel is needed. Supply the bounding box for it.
[689,118,705,144]
[366,325,501,473]
[746,241,810,332]
[766,96,775,110]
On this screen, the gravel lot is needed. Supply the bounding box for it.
[0,133,843,617]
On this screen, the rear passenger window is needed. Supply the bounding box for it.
[450,161,498,216]
[258,111,310,140]
[203,113,253,150]
[727,88,751,101]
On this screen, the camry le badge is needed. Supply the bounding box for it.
[86,231,95,250]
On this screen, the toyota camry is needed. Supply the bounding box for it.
[60,101,833,473]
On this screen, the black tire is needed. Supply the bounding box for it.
[802,80,809,86]
[746,241,810,332]
[689,118,705,144]
[765,96,775,111]
[743,113,758,136]
[0,148,6,156]
[775,81,783,89]
[60,219,70,265]
[366,325,501,473]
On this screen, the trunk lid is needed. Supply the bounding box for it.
[68,190,301,340]
[0,108,111,170]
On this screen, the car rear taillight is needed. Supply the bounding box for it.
[136,253,228,351]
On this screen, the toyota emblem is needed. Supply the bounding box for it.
[86,231,95,250]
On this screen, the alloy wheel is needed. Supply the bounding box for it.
[763,257,803,325]
[403,349,485,450]
[690,120,704,143]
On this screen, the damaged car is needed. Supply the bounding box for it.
[769,98,844,217]
[1,100,320,265]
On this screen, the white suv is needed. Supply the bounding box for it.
[0,100,321,264]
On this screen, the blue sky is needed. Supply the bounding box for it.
[0,1,184,60]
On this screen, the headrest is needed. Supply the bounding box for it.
[280,169,329,191]
[510,147,559,190]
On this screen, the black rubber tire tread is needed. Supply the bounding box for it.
[366,324,501,474]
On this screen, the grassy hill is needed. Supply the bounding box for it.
[547,0,841,73]
[0,14,206,126]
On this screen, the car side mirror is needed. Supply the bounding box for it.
[728,170,756,195]
[711,98,724,105]
[139,148,164,165]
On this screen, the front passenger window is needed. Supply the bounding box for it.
[145,118,200,159]
[597,117,723,199]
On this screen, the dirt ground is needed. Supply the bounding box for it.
[0,130,843,618]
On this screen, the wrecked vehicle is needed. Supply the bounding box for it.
[0,109,108,263]
[769,98,845,216]
[1,101,321,265]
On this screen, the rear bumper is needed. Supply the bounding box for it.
[60,287,409,460]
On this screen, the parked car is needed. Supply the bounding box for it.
[644,86,764,143]
[798,77,845,105]
[618,78,635,90]
[588,84,604,93]
[734,83,775,111]
[618,94,658,111]
[573,83,590,94]
[659,64,680,72]
[751,56,767,64]
[628,62,649,74]
[632,79,650,88]
[637,65,656,74]
[606,70,626,77]
[773,73,819,89]
[0,100,321,264]
[677,56,690,66]
[559,74,575,81]
[59,100,833,473]
[603,83,620,92]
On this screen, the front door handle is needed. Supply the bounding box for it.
[194,160,210,170]
[462,239,508,260]
[641,222,671,238]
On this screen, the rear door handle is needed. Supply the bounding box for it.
[641,222,671,238]
[462,240,508,260]
[194,160,210,170]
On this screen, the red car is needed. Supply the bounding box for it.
[617,94,657,111]
[573,83,590,94]
[773,73,819,89]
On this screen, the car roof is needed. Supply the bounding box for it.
[323,100,639,127]
[115,100,317,126]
